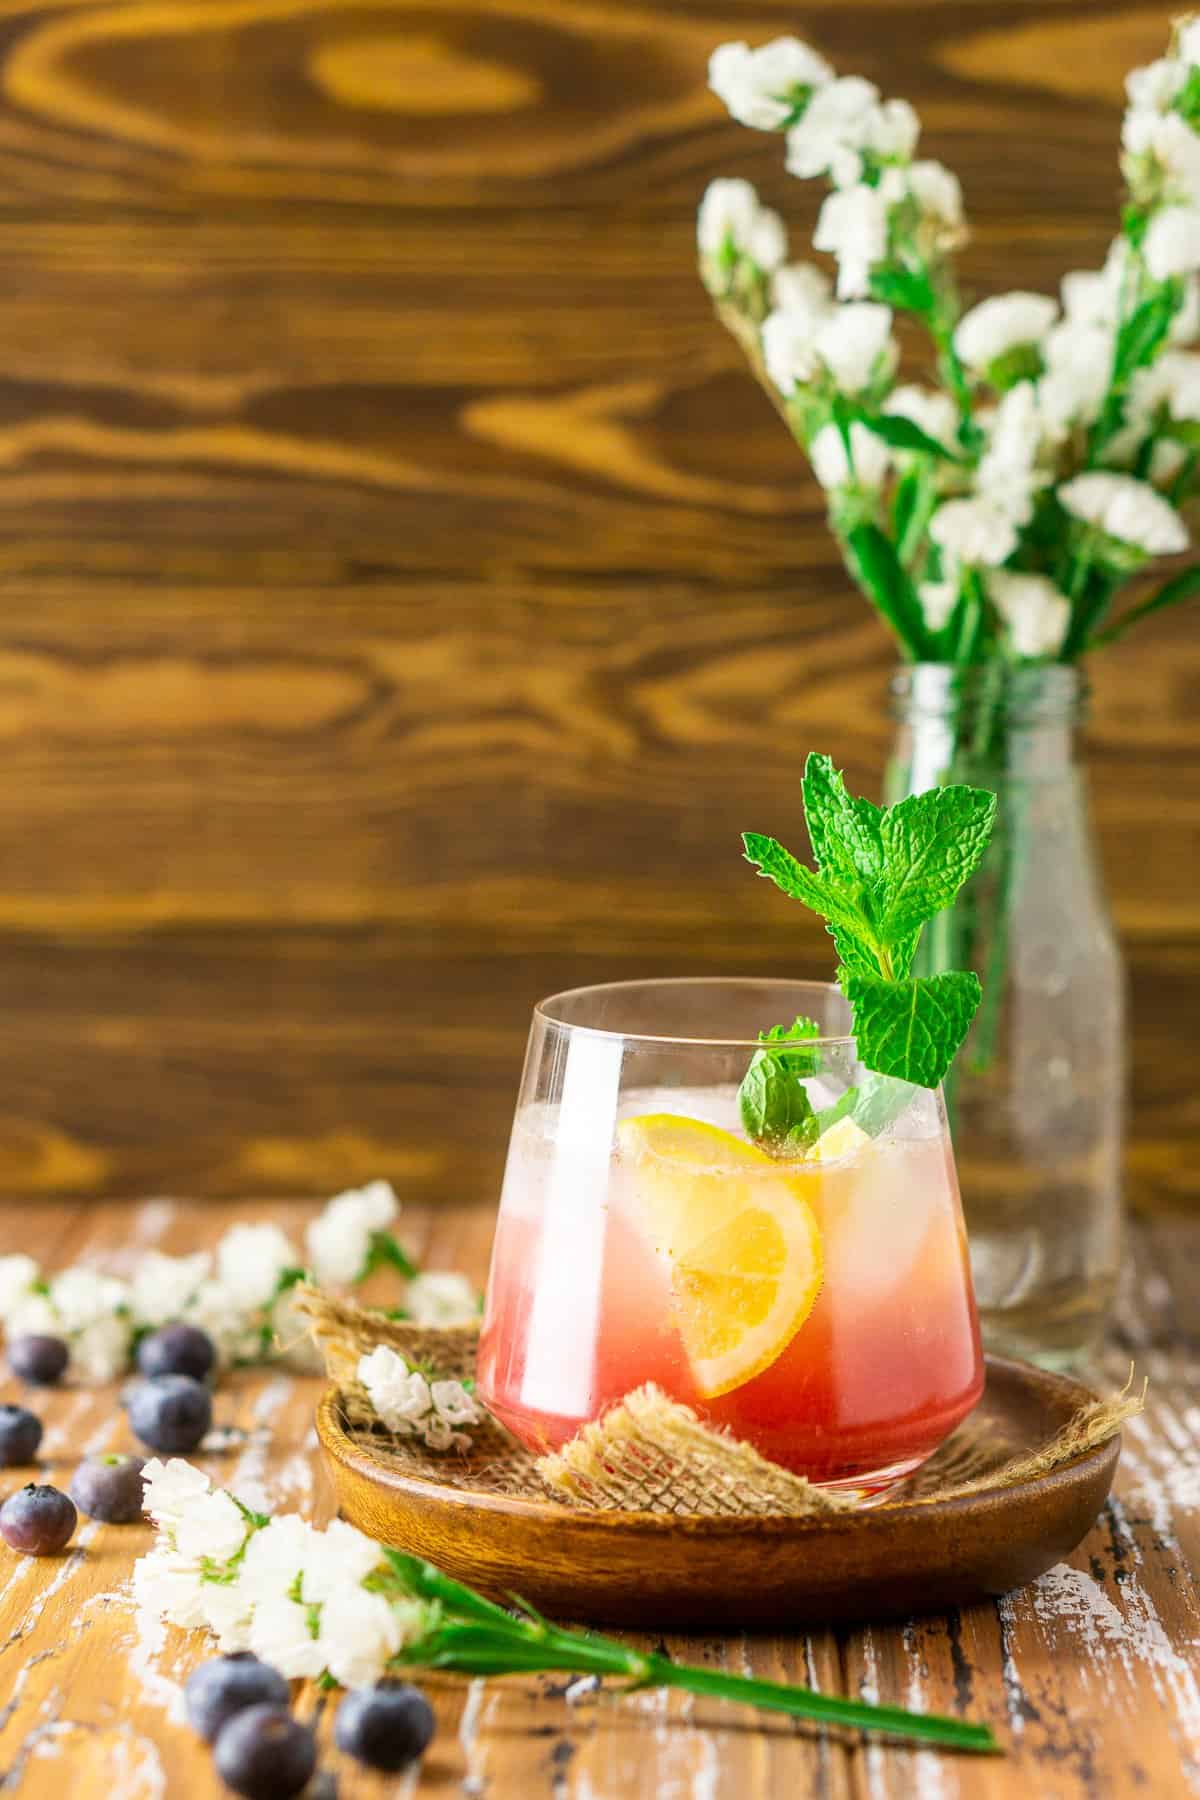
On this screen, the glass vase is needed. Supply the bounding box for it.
[886,664,1124,1369]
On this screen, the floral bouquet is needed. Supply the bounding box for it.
[699,21,1200,662]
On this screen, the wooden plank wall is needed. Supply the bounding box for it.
[0,0,1192,1207]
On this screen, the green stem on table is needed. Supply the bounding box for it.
[387,1554,998,1755]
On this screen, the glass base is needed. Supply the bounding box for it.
[816,1456,932,1506]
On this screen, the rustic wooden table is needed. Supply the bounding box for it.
[0,1197,1195,1799]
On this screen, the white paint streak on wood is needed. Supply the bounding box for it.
[225,1374,294,1511]
[457,1674,488,1799]
[901,1622,951,1800]
[856,1625,887,1796]
[994,1595,1028,1739]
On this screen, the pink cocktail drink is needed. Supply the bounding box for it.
[478,1021,983,1497]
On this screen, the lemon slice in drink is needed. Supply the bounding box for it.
[616,1115,823,1399]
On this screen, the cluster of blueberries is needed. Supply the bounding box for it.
[0,1322,438,1794]
[187,1654,435,1796]
[0,1321,219,1553]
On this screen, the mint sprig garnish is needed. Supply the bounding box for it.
[743,754,996,1092]
[737,1017,821,1150]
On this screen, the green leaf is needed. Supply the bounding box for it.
[1113,290,1177,384]
[868,265,935,314]
[741,833,873,947]
[738,1050,817,1149]
[877,785,998,942]
[1090,564,1200,646]
[840,969,982,1089]
[801,752,884,886]
[860,411,960,463]
[843,523,934,658]
[363,1232,419,1283]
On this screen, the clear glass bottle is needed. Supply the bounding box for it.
[886,664,1124,1369]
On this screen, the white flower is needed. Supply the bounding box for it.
[929,497,1020,567]
[198,1582,256,1654]
[183,1276,261,1367]
[882,159,965,250]
[1126,57,1188,112]
[0,1255,39,1318]
[1059,472,1189,553]
[129,1251,212,1329]
[1039,320,1114,429]
[708,37,833,130]
[954,292,1059,372]
[357,1345,481,1450]
[771,261,834,325]
[696,179,787,270]
[247,1594,327,1680]
[988,572,1071,658]
[814,184,890,297]
[1173,274,1200,342]
[1180,18,1200,66]
[238,1514,323,1600]
[884,384,959,449]
[268,1283,322,1373]
[809,421,891,490]
[306,1179,399,1287]
[1151,438,1190,483]
[215,1223,298,1312]
[815,302,895,392]
[863,98,921,163]
[132,1547,210,1630]
[785,76,882,183]
[6,1291,59,1340]
[318,1587,405,1689]
[975,382,1055,524]
[1144,205,1200,280]
[173,1490,252,1566]
[1124,109,1200,201]
[142,1456,215,1532]
[50,1267,128,1331]
[762,309,821,394]
[306,1518,387,1602]
[403,1271,480,1328]
[918,579,960,632]
[70,1313,133,1383]
[1129,349,1200,423]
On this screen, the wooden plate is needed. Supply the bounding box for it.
[316,1357,1121,1629]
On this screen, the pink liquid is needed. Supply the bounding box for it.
[477,1123,983,1492]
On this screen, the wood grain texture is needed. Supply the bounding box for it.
[0,1197,1198,1798]
[0,3,1190,1200]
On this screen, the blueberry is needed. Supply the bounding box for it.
[8,1334,69,1387]
[0,1405,42,1468]
[212,1704,316,1799]
[184,1653,290,1744]
[127,1374,212,1453]
[136,1323,216,1384]
[69,1453,146,1523]
[334,1679,436,1772]
[0,1483,76,1554]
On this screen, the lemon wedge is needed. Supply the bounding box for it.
[616,1114,824,1399]
[809,1115,872,1163]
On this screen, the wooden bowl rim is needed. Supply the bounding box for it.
[316,1354,1122,1541]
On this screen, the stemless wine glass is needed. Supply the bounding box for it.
[476,978,984,1499]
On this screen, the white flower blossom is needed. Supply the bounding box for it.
[988,571,1072,658]
[357,1344,482,1451]
[183,1276,263,1367]
[929,497,1020,567]
[1123,108,1200,201]
[975,382,1057,525]
[132,1546,210,1630]
[785,76,882,183]
[696,179,787,270]
[403,1271,480,1328]
[1039,320,1114,430]
[1180,17,1200,67]
[814,184,890,297]
[1128,349,1200,424]
[198,1582,256,1654]
[881,159,966,250]
[1130,57,1189,114]
[215,1223,298,1312]
[884,384,959,449]
[129,1251,212,1330]
[247,1594,328,1680]
[1144,204,1200,280]
[771,261,834,324]
[1059,472,1189,553]
[954,292,1059,373]
[49,1267,129,1331]
[708,37,833,130]
[0,1255,39,1319]
[306,1179,400,1288]
[918,579,960,633]
[809,421,891,490]
[172,1489,253,1566]
[1173,274,1200,343]
[815,302,896,392]
[70,1313,134,1384]
[761,308,821,393]
[319,1588,406,1690]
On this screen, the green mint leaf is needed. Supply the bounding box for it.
[738,1048,817,1150]
[742,833,874,950]
[868,265,935,314]
[877,785,997,943]
[843,523,935,659]
[860,412,960,463]
[840,969,982,1090]
[801,753,884,886]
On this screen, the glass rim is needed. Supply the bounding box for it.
[532,976,856,1050]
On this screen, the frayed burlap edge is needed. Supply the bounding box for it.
[296,1286,1142,1517]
